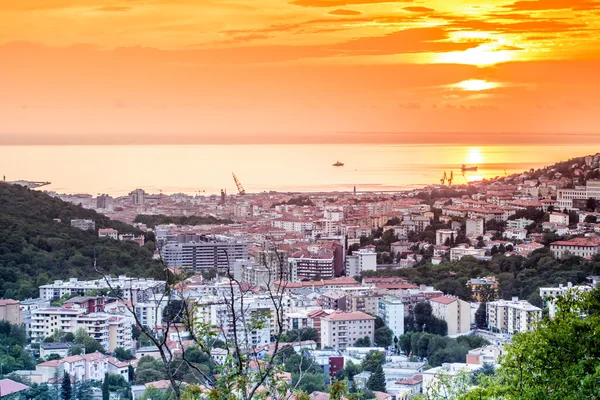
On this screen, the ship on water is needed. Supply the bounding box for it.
[461,164,478,172]
[333,161,344,167]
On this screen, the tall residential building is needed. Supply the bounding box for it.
[435,229,455,246]
[70,219,96,231]
[539,282,593,319]
[486,298,542,334]
[556,180,600,210]
[465,219,485,236]
[130,189,146,205]
[39,276,165,303]
[234,202,254,219]
[429,296,471,335]
[160,235,249,271]
[377,296,405,340]
[96,194,114,210]
[320,311,375,350]
[345,248,377,277]
[0,299,21,325]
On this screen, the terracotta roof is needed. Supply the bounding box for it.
[430,296,457,305]
[0,379,30,396]
[0,299,19,305]
[321,310,375,321]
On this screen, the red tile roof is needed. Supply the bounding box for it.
[321,310,375,321]
[430,296,457,305]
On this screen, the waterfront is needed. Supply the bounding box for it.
[0,144,595,195]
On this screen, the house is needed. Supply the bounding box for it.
[429,296,471,335]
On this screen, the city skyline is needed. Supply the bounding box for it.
[1,0,599,144]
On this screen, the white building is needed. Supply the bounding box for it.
[130,189,146,205]
[549,238,600,258]
[39,276,165,304]
[377,296,405,340]
[503,228,527,241]
[506,218,534,230]
[539,282,593,319]
[466,219,485,237]
[429,296,471,336]
[320,311,375,350]
[160,235,249,271]
[71,219,95,231]
[450,247,486,262]
[346,248,377,277]
[556,180,600,210]
[486,298,542,334]
[98,228,118,240]
[549,212,569,225]
[422,363,481,398]
[435,229,455,246]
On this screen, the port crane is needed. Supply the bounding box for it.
[440,171,454,186]
[232,173,246,195]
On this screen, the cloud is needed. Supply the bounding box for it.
[445,17,587,33]
[96,6,131,12]
[398,102,421,109]
[403,6,434,12]
[290,0,411,7]
[503,0,600,11]
[327,8,363,15]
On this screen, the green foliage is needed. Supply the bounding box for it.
[475,303,487,329]
[115,347,135,361]
[292,372,328,394]
[0,184,163,299]
[0,322,36,374]
[271,196,314,208]
[74,328,105,354]
[135,356,166,384]
[404,302,448,336]
[61,371,72,400]
[367,364,386,392]
[361,351,385,372]
[399,332,489,367]
[102,373,110,400]
[471,288,600,399]
[354,336,371,347]
[284,352,322,375]
[74,381,94,400]
[134,214,232,228]
[335,360,362,381]
[278,327,319,343]
[374,327,393,348]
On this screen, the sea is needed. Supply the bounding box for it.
[0,144,596,196]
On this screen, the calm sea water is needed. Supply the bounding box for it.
[0,144,595,196]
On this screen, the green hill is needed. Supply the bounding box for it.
[0,183,163,300]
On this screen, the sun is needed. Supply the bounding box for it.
[454,79,498,91]
[466,147,484,165]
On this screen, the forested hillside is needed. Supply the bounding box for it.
[0,183,163,300]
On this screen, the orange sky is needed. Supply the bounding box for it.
[1,0,599,144]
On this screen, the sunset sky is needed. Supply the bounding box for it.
[1,0,600,145]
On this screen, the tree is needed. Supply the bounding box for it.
[115,347,134,361]
[102,373,110,400]
[475,303,487,329]
[362,351,385,372]
[586,197,597,212]
[61,371,72,400]
[472,288,600,399]
[354,336,371,347]
[374,327,393,348]
[366,364,386,392]
[75,381,94,400]
[584,214,597,223]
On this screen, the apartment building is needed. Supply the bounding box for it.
[0,299,21,325]
[160,235,249,270]
[31,307,131,351]
[377,296,405,340]
[98,228,118,239]
[550,238,600,258]
[348,291,385,315]
[435,229,455,246]
[290,250,336,280]
[450,247,486,261]
[466,219,485,236]
[429,296,471,335]
[486,298,542,334]
[321,291,347,311]
[539,282,593,319]
[506,218,534,230]
[320,311,375,350]
[70,219,96,231]
[466,277,498,302]
[345,248,377,277]
[39,276,165,303]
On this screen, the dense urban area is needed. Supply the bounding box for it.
[1,153,600,399]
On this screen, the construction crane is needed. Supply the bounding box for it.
[448,171,454,185]
[232,173,246,195]
[440,171,448,185]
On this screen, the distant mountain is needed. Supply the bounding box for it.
[0,183,163,300]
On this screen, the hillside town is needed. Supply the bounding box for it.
[1,154,600,399]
